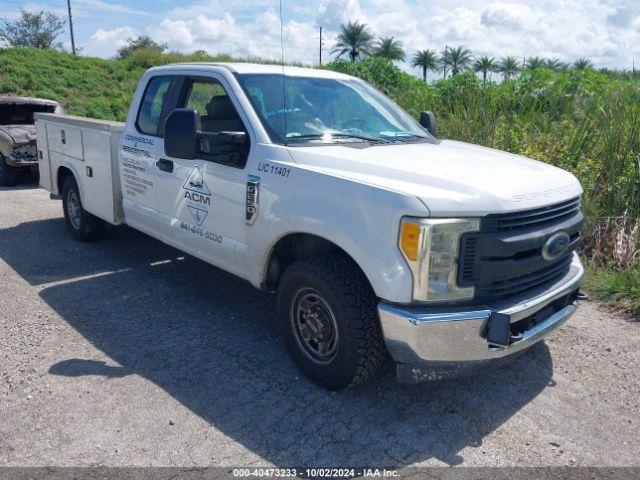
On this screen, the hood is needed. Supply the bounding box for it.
[286,139,582,216]
[0,124,36,145]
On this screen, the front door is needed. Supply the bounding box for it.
[120,75,174,234]
[155,75,250,278]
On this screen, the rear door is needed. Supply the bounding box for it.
[120,75,175,234]
[155,74,252,278]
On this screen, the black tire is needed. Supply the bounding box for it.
[0,154,19,186]
[277,254,388,390]
[61,175,106,241]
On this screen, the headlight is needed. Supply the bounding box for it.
[399,218,479,302]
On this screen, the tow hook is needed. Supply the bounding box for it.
[577,291,589,301]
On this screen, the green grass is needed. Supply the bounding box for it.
[0,47,273,121]
[1,48,639,315]
[585,264,640,317]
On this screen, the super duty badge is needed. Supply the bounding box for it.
[246,175,260,226]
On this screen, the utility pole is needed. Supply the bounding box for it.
[67,0,76,55]
[319,27,323,67]
[443,45,448,79]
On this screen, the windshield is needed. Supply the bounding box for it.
[237,74,432,145]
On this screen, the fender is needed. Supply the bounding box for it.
[0,130,13,157]
[54,160,85,203]
[245,160,429,304]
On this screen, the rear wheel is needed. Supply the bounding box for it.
[277,254,388,390]
[0,154,19,186]
[62,175,105,241]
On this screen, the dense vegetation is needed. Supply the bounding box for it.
[1,47,638,313]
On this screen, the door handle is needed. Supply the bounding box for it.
[156,158,173,173]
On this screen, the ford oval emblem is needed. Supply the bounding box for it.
[542,232,570,261]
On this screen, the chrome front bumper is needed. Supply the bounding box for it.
[379,253,584,382]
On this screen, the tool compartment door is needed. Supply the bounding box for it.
[35,118,52,191]
[36,113,125,225]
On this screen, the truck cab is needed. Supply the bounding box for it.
[36,63,584,390]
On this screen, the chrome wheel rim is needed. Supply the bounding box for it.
[67,188,82,230]
[290,288,339,365]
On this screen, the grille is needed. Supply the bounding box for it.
[459,236,478,282]
[457,196,583,302]
[482,197,582,233]
[474,255,573,300]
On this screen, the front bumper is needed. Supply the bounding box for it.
[6,154,38,168]
[379,252,584,382]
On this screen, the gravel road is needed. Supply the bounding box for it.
[0,184,639,468]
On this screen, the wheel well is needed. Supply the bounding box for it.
[56,166,73,194]
[264,233,368,291]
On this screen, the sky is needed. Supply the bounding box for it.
[2,0,639,71]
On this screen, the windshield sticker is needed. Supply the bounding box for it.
[266,107,301,118]
[183,166,212,226]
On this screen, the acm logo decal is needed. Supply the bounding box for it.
[183,166,212,226]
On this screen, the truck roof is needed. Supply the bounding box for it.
[149,62,354,80]
[0,95,59,106]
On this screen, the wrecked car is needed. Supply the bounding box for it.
[0,96,63,185]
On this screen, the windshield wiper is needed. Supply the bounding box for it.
[381,131,429,139]
[286,132,385,143]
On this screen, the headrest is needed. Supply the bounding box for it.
[206,96,238,119]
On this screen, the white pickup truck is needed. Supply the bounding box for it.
[35,63,584,390]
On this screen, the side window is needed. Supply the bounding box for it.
[136,76,173,136]
[181,78,245,134]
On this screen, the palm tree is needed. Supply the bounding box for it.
[525,56,545,70]
[498,56,522,80]
[411,49,439,82]
[543,58,564,72]
[573,57,593,70]
[332,21,374,62]
[473,55,496,81]
[440,46,473,76]
[374,36,405,62]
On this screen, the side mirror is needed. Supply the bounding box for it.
[164,109,201,159]
[420,111,437,136]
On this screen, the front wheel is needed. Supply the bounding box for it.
[62,175,105,241]
[277,255,388,390]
